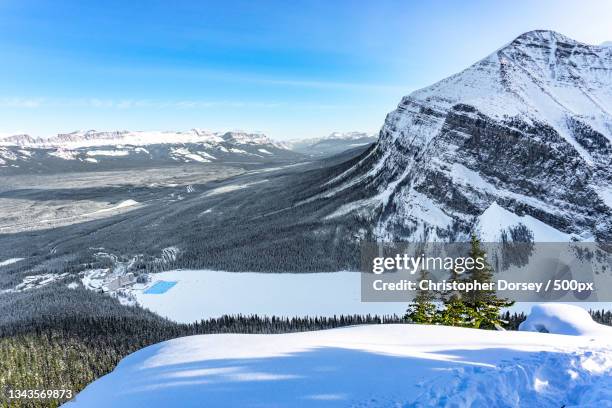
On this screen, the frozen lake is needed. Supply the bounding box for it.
[134,270,406,323]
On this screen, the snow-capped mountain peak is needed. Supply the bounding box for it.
[409,29,612,137]
[221,131,274,145]
[322,30,611,243]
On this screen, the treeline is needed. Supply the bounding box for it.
[0,313,402,339]
[590,309,612,326]
[501,311,527,330]
[186,314,401,334]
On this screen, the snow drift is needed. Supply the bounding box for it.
[520,303,612,336]
[66,304,612,407]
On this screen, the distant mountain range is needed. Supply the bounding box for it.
[283,132,377,157]
[0,129,375,173]
[0,129,276,148]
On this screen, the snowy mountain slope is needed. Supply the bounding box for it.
[319,30,612,243]
[66,305,612,408]
[221,131,276,146]
[285,132,377,157]
[0,129,304,173]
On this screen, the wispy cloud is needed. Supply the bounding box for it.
[0,97,285,110]
[85,98,284,109]
[0,97,358,111]
[0,98,45,108]
[226,75,402,91]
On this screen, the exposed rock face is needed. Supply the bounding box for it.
[221,131,274,145]
[324,30,611,243]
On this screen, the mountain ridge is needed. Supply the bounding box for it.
[0,129,304,173]
[0,129,278,148]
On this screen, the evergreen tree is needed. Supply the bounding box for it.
[404,269,438,324]
[462,234,514,329]
[439,260,473,326]
[438,296,472,327]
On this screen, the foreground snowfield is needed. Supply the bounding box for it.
[66,305,612,407]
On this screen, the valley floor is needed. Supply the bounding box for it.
[65,309,612,408]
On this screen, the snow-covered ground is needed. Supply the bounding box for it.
[0,272,70,293]
[92,199,140,214]
[134,270,404,322]
[66,304,612,407]
[0,257,24,267]
[476,202,575,242]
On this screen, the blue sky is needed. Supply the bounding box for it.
[1,0,611,140]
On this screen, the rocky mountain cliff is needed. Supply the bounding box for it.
[322,30,611,243]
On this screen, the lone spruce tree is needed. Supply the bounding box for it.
[463,234,514,329]
[404,269,437,324]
